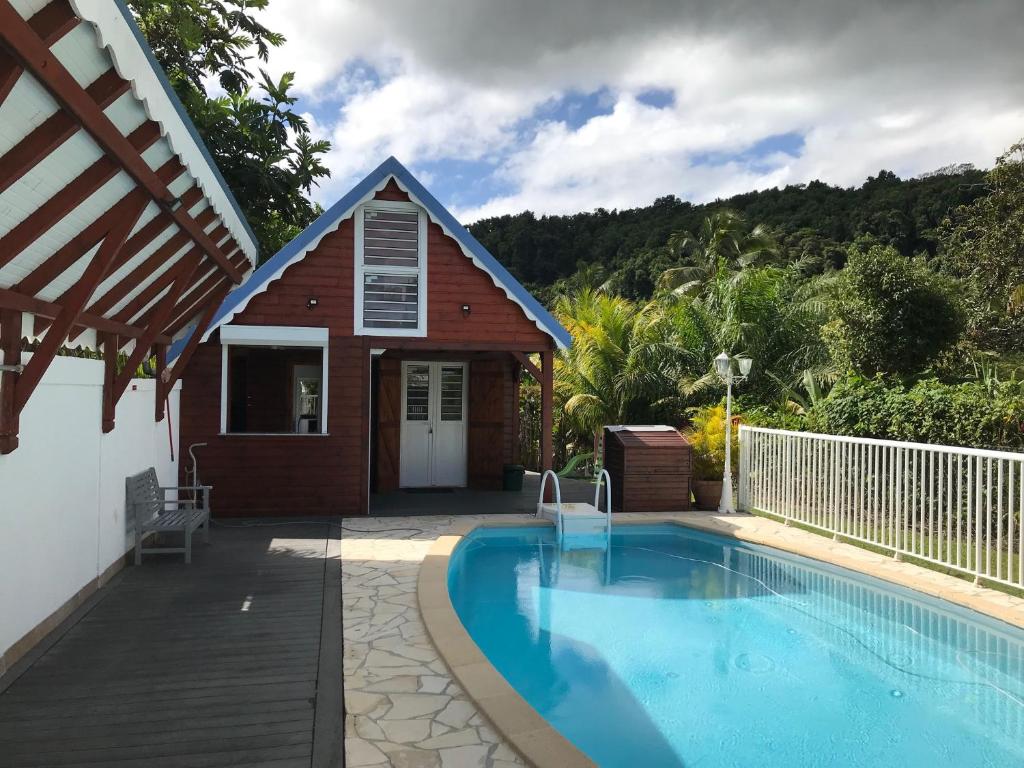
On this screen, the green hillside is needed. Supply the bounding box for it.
[468,166,988,302]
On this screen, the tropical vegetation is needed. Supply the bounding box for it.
[514,142,1024,469]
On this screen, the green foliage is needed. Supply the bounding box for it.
[657,209,777,296]
[808,376,1024,449]
[939,140,1024,353]
[127,0,330,259]
[468,168,987,299]
[822,245,963,375]
[554,290,681,443]
[684,403,739,480]
[663,266,832,403]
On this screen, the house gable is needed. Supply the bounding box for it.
[169,157,570,359]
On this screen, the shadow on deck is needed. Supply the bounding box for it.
[0,520,342,768]
[370,471,598,516]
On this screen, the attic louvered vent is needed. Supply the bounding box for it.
[355,202,427,335]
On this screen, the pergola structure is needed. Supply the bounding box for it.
[0,0,258,453]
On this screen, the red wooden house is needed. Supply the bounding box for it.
[170,157,570,516]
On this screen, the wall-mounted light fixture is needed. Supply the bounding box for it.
[307,297,319,310]
[461,303,471,317]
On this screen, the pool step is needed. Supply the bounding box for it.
[537,502,609,536]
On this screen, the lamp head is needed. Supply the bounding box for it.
[737,356,753,377]
[714,351,731,379]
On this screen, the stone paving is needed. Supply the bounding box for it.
[342,515,529,768]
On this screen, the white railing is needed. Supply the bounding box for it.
[738,425,1024,590]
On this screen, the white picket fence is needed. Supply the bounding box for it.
[738,425,1024,589]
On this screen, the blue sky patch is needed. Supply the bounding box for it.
[636,88,675,109]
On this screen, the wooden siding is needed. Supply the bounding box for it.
[604,428,692,513]
[179,185,549,515]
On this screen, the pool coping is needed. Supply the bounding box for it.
[416,512,1024,768]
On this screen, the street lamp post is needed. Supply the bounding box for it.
[713,351,752,514]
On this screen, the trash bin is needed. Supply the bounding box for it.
[502,464,525,492]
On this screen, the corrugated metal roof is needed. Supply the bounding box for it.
[0,0,256,350]
[169,156,572,360]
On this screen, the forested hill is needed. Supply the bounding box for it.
[466,166,988,302]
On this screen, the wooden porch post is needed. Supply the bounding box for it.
[100,332,118,433]
[540,349,554,479]
[0,308,21,454]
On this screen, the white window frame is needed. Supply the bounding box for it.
[219,324,330,435]
[354,200,428,337]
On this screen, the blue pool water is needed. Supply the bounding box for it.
[447,525,1024,768]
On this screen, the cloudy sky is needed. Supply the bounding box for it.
[253,0,1024,223]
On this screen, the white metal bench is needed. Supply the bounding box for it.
[128,467,211,564]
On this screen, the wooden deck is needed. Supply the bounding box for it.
[0,521,342,768]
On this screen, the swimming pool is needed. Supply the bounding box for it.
[447,524,1024,767]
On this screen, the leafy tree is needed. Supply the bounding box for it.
[940,138,1024,352]
[822,245,963,376]
[128,0,330,259]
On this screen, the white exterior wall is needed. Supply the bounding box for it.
[0,354,180,660]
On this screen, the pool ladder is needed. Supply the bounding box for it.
[536,469,612,548]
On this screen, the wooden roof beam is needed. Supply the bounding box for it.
[163,251,248,338]
[10,189,148,426]
[17,157,186,301]
[0,121,163,264]
[104,251,201,431]
[0,1,243,283]
[0,0,78,106]
[0,67,129,196]
[80,208,218,324]
[0,287,170,343]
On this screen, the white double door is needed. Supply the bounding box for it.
[400,361,468,488]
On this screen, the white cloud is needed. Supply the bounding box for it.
[252,0,1024,220]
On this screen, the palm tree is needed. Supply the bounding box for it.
[553,290,680,456]
[656,210,777,297]
[662,267,830,402]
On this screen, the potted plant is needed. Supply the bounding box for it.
[685,403,738,510]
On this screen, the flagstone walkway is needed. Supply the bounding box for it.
[342,515,528,768]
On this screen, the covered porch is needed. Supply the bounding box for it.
[368,342,557,509]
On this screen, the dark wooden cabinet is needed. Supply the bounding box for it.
[604,426,692,513]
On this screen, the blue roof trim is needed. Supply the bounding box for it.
[111,0,259,252]
[170,157,570,360]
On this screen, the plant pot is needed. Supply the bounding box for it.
[692,479,723,510]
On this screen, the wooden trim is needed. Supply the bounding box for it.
[373,338,556,353]
[511,350,542,382]
[12,189,147,417]
[0,2,243,283]
[0,308,21,454]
